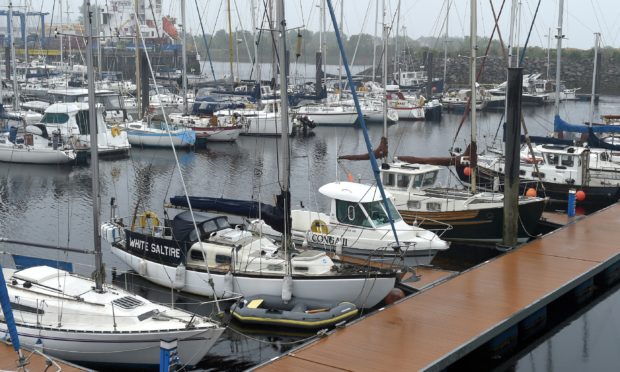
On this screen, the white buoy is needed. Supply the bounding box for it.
[281,275,293,303]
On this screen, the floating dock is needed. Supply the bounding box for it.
[0,341,91,371]
[257,203,620,371]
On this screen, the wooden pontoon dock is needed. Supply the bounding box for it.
[0,340,91,371]
[257,203,620,371]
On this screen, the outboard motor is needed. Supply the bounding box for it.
[8,126,18,143]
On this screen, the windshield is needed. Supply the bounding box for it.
[362,199,402,227]
[40,112,69,124]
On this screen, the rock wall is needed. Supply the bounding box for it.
[437,54,619,95]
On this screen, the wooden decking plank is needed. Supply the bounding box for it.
[259,204,620,372]
[0,341,90,371]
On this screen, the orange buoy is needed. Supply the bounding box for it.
[525,188,537,197]
[463,166,472,177]
[575,190,586,202]
[347,173,354,182]
[384,288,405,305]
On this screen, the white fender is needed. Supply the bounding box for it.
[173,263,186,289]
[223,271,234,297]
[137,258,147,277]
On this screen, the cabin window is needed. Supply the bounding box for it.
[215,254,231,265]
[532,172,546,178]
[422,171,438,187]
[201,220,219,235]
[560,155,574,167]
[189,249,204,262]
[383,173,395,187]
[336,200,369,227]
[397,174,410,188]
[408,200,421,209]
[293,266,309,272]
[427,202,442,211]
[40,112,69,124]
[267,264,283,271]
[10,302,44,314]
[361,200,402,226]
[412,174,424,188]
[546,153,559,165]
[75,110,91,135]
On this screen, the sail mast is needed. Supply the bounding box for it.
[554,0,564,116]
[181,0,188,114]
[84,0,103,292]
[469,0,477,192]
[382,0,387,147]
[588,32,600,127]
[276,0,291,275]
[227,0,235,89]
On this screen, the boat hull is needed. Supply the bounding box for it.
[0,145,76,164]
[111,245,396,309]
[126,130,196,147]
[399,198,547,244]
[0,322,223,367]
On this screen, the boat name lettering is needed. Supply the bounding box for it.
[129,238,181,258]
[310,234,348,247]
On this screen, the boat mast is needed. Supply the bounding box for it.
[134,0,141,119]
[181,0,188,114]
[252,0,260,89]
[60,0,64,67]
[84,0,103,292]
[545,27,551,79]
[443,0,450,92]
[469,0,477,192]
[372,0,378,82]
[393,0,400,85]
[338,0,343,99]
[276,0,291,275]
[554,0,564,117]
[382,0,387,146]
[227,0,235,89]
[589,32,600,126]
[9,2,19,111]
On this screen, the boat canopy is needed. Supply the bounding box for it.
[318,181,391,203]
[554,115,620,134]
[170,210,231,243]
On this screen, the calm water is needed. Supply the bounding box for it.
[1,96,620,370]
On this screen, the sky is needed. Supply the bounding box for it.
[7,0,620,50]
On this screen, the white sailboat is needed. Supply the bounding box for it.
[0,3,224,367]
[0,125,76,164]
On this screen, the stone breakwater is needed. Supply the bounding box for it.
[436,55,619,95]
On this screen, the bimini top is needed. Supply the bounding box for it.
[45,102,89,114]
[319,181,392,203]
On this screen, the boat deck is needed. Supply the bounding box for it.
[257,203,620,371]
[0,341,91,371]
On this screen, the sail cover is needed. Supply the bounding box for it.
[554,115,620,134]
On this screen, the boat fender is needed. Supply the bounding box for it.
[310,219,328,234]
[137,258,147,276]
[281,275,293,303]
[111,126,121,137]
[223,271,234,297]
[139,211,160,229]
[173,263,186,289]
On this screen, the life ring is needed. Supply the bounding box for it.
[139,211,160,229]
[111,126,121,137]
[310,220,328,235]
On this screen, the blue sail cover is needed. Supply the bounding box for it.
[554,115,620,134]
[169,196,285,234]
[0,262,21,352]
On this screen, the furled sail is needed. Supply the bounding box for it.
[396,142,477,168]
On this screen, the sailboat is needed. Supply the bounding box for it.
[102,0,398,309]
[0,2,224,367]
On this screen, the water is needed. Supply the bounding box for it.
[510,283,620,372]
[1,96,619,370]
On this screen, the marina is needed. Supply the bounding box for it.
[1,0,620,370]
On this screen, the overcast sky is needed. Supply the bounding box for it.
[9,0,620,50]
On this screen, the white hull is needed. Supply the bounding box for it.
[300,112,358,126]
[392,106,425,120]
[0,145,75,164]
[243,114,292,136]
[194,126,242,142]
[0,323,223,367]
[111,246,396,309]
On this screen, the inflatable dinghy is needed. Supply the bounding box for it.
[230,294,358,329]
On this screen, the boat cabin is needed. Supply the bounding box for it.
[517,144,589,185]
[381,162,442,192]
[319,181,404,229]
[47,88,127,123]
